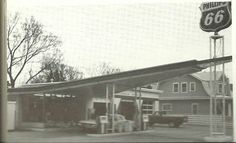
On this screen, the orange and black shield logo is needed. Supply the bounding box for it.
[199,2,231,33]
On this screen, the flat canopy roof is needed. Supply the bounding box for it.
[8,56,232,97]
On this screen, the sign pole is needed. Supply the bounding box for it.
[209,36,213,136]
[213,33,217,134]
[206,33,230,141]
[222,36,226,135]
[200,2,231,141]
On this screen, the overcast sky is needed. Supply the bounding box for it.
[7,0,233,84]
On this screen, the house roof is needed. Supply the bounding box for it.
[191,71,232,97]
[8,56,232,97]
[191,71,224,81]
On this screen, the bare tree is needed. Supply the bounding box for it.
[98,62,121,75]
[7,13,61,87]
[90,62,121,76]
[26,49,63,84]
[30,57,84,83]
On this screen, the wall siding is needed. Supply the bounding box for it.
[158,75,212,115]
[159,100,210,115]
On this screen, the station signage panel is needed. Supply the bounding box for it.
[199,2,231,33]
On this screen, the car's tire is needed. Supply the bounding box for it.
[174,123,181,128]
[81,126,86,131]
[168,122,175,128]
[149,122,154,127]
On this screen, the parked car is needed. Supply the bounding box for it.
[77,119,97,132]
[148,111,188,128]
[78,114,134,133]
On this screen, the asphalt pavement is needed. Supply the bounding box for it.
[7,125,233,142]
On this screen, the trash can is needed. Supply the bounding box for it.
[124,121,133,132]
[117,122,123,133]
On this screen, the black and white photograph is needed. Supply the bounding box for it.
[0,0,234,142]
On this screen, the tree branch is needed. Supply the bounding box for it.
[25,66,47,84]
[7,13,62,87]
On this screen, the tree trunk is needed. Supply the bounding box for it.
[10,77,15,88]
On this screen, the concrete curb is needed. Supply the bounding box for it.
[87,129,155,137]
[20,127,79,132]
[203,135,233,142]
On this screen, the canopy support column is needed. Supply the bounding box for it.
[138,87,142,130]
[134,87,138,130]
[106,84,109,117]
[112,83,115,133]
[133,87,142,131]
[43,94,46,123]
[15,96,23,129]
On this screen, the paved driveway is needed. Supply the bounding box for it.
[7,125,233,142]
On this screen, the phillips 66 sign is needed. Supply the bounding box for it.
[199,2,231,33]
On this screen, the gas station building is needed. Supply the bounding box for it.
[8,56,232,131]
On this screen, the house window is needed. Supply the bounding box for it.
[172,83,179,93]
[162,103,172,112]
[189,82,196,92]
[191,103,198,115]
[142,100,153,115]
[181,82,188,93]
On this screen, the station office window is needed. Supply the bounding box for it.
[142,100,153,115]
[172,83,179,93]
[189,82,196,92]
[181,82,188,93]
[162,103,172,112]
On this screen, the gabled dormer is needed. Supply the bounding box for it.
[157,71,231,98]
